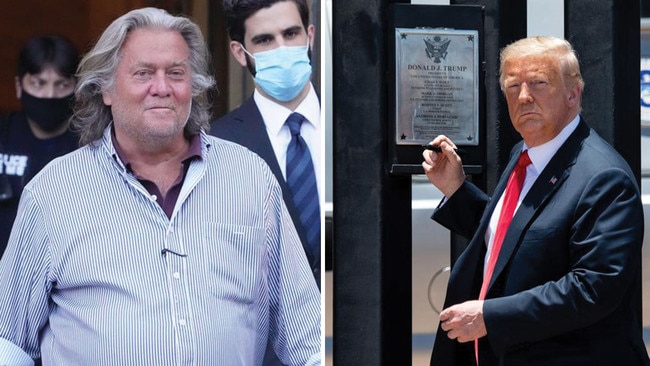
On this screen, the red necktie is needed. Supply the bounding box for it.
[475,150,531,363]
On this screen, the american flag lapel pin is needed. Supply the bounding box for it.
[549,176,558,185]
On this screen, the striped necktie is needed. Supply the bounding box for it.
[285,112,320,258]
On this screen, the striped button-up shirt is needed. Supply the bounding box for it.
[0,127,321,365]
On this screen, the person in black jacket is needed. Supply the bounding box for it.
[423,36,649,366]
[0,35,79,255]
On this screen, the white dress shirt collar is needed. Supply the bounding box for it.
[524,114,581,174]
[253,82,320,132]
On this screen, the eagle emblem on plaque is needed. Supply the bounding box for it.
[423,36,451,63]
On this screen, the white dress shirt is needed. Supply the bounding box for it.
[254,83,322,200]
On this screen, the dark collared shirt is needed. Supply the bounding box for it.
[113,133,202,218]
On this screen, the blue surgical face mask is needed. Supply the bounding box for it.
[241,40,312,102]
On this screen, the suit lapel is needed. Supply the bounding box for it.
[487,120,589,293]
[232,99,286,182]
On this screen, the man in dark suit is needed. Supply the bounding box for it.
[422,36,649,365]
[210,0,320,288]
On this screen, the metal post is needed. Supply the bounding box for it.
[333,0,412,364]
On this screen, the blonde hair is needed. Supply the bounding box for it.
[499,36,584,96]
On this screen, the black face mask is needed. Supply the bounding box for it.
[20,90,75,132]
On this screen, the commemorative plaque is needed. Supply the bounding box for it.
[395,28,479,146]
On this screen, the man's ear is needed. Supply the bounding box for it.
[14,76,22,99]
[102,90,113,106]
[307,24,315,50]
[230,41,249,68]
[567,84,581,108]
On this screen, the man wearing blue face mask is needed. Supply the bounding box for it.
[211,0,321,291]
[0,35,79,255]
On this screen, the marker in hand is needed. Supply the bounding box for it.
[422,144,464,154]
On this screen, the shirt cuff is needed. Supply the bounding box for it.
[0,338,33,366]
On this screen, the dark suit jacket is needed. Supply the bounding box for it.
[209,97,320,288]
[430,120,650,366]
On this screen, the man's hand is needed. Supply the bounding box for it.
[439,300,487,343]
[421,135,465,197]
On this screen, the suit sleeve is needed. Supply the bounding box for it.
[483,167,644,355]
[432,180,490,240]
